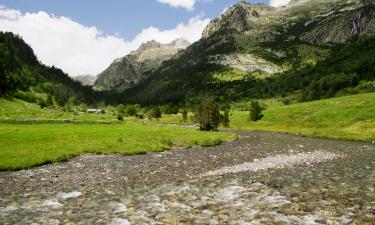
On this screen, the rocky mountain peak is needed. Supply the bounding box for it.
[169,38,190,49]
[94,38,190,92]
[137,40,162,52]
[202,1,272,38]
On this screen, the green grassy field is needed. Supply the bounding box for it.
[0,98,116,122]
[1,92,374,170]
[150,93,375,142]
[0,122,235,171]
[231,92,375,141]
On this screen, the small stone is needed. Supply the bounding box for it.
[57,191,82,199]
[41,200,63,209]
[114,203,127,214]
[110,218,131,225]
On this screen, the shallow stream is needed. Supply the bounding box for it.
[1,131,374,224]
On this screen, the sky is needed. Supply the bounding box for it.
[0,0,291,76]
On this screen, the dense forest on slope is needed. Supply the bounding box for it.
[0,32,121,106]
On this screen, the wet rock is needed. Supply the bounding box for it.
[57,191,82,199]
[41,200,63,209]
[113,203,127,214]
[110,218,131,225]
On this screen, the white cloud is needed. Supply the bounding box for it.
[0,6,210,76]
[157,0,196,10]
[269,0,292,7]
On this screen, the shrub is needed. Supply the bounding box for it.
[117,113,124,121]
[148,106,162,119]
[221,109,230,128]
[282,98,290,105]
[117,104,125,113]
[136,113,144,119]
[46,95,54,107]
[38,99,47,108]
[194,98,221,131]
[14,91,38,103]
[249,101,263,121]
[182,109,188,122]
[125,105,137,116]
[163,105,179,114]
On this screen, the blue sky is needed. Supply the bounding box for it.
[0,0,268,40]
[0,0,290,75]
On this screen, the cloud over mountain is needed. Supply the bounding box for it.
[0,6,209,76]
[157,0,196,10]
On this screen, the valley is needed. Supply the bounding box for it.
[0,0,374,224]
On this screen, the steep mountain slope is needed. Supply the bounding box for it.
[94,39,190,92]
[124,0,375,104]
[0,32,106,105]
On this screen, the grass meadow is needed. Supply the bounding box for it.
[0,122,235,171]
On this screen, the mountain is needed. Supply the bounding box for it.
[122,0,375,104]
[94,38,190,92]
[74,75,97,86]
[0,32,111,105]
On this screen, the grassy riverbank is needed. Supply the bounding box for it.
[0,122,235,171]
[153,92,375,142]
[230,92,375,141]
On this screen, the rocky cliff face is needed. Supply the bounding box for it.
[94,38,190,92]
[203,0,375,45]
[202,2,273,39]
[201,0,375,71]
[300,1,375,44]
[122,0,375,104]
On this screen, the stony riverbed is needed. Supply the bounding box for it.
[0,131,374,224]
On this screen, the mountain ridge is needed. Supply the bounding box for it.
[121,0,375,104]
[94,38,190,92]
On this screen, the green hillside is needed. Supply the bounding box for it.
[123,1,375,105]
[231,92,375,141]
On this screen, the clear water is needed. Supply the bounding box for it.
[0,135,374,224]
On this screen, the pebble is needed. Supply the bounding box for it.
[41,200,63,209]
[110,218,131,225]
[0,131,373,224]
[114,203,127,214]
[57,191,82,199]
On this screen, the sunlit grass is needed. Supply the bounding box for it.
[230,92,375,141]
[0,122,235,171]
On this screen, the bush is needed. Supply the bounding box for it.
[282,98,290,105]
[194,98,221,131]
[38,99,47,108]
[221,109,230,128]
[249,101,263,121]
[117,104,125,113]
[117,113,124,121]
[14,91,38,103]
[163,105,179,114]
[46,95,54,107]
[148,106,162,119]
[125,105,137,116]
[182,109,188,122]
